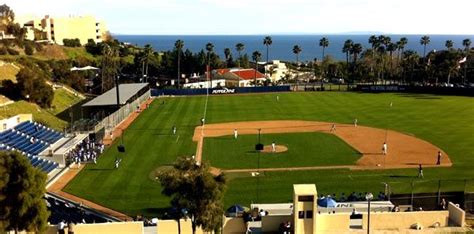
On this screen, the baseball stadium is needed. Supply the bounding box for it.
[58,89,473,219]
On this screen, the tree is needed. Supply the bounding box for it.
[158,157,226,234]
[24,42,34,55]
[205,42,214,84]
[0,151,49,233]
[175,40,184,88]
[263,36,273,63]
[15,67,54,108]
[101,44,120,92]
[397,37,408,59]
[0,4,15,25]
[386,42,398,77]
[293,45,302,85]
[420,35,431,59]
[445,40,454,50]
[350,43,363,64]
[252,50,262,87]
[342,39,353,78]
[141,44,153,82]
[462,38,471,52]
[223,48,231,67]
[319,37,329,60]
[235,43,245,68]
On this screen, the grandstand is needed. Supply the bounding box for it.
[0,120,64,174]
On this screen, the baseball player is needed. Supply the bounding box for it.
[418,164,423,178]
[234,129,238,139]
[172,125,177,135]
[330,124,336,132]
[354,118,358,127]
[201,118,205,126]
[437,151,442,165]
[382,142,387,155]
[272,141,276,152]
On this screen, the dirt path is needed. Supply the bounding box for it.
[103,98,154,145]
[47,165,132,221]
[193,120,452,172]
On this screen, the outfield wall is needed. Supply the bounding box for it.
[361,210,449,230]
[355,85,474,96]
[151,85,291,96]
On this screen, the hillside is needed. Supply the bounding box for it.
[0,101,67,130]
[0,61,20,81]
[50,87,85,115]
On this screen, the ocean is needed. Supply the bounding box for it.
[115,34,474,62]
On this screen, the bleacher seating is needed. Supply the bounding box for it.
[0,121,64,174]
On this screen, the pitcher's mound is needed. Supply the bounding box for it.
[261,145,288,153]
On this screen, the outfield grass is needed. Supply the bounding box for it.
[64,92,474,217]
[203,132,361,169]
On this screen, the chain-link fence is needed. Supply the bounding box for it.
[384,179,474,211]
[94,90,151,134]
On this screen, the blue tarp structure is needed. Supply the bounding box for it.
[226,204,245,217]
[317,197,337,207]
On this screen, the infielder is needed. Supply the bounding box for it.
[382,142,387,155]
[437,151,442,165]
[330,124,336,132]
[272,141,276,152]
[234,129,238,139]
[354,118,358,127]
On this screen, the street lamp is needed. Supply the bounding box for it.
[365,192,373,234]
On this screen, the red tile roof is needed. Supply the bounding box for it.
[230,69,265,80]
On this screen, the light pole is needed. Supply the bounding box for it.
[366,192,373,234]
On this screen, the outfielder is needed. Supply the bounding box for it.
[234,129,238,139]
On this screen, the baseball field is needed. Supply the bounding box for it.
[64,92,474,217]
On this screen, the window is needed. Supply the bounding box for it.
[298,196,314,202]
[298,211,304,219]
[306,211,313,219]
[2,123,6,130]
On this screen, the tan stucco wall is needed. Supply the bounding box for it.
[0,114,32,131]
[222,217,247,233]
[157,219,204,234]
[51,16,99,45]
[44,222,143,234]
[261,215,292,232]
[362,211,449,230]
[448,202,466,227]
[315,213,350,232]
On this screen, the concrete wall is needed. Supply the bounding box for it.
[261,215,292,232]
[315,213,350,232]
[362,211,449,230]
[43,222,143,234]
[0,114,32,131]
[52,16,99,45]
[448,202,466,227]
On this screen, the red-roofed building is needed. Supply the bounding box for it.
[213,68,267,87]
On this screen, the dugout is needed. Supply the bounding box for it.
[82,83,150,120]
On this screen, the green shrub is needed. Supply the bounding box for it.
[24,43,34,55]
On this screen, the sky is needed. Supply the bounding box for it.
[4,0,474,35]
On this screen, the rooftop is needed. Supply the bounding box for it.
[82,83,148,107]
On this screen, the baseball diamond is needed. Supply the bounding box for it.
[63,92,474,217]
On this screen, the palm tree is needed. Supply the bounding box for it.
[445,40,454,50]
[293,45,302,86]
[386,42,398,79]
[420,35,431,60]
[224,48,231,67]
[462,39,471,52]
[342,39,353,78]
[205,42,214,85]
[319,37,329,60]
[263,36,273,63]
[350,43,363,64]
[174,40,184,89]
[252,51,262,87]
[235,43,245,85]
[142,44,153,83]
[368,35,380,73]
[462,39,471,84]
[396,37,408,60]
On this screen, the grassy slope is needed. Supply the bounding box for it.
[64,92,474,217]
[0,101,67,130]
[203,132,361,169]
[50,88,84,115]
[0,63,19,82]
